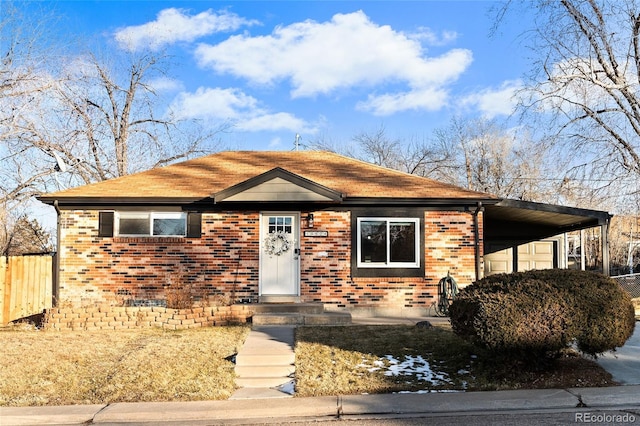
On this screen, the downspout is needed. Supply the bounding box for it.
[473,202,484,282]
[53,200,61,306]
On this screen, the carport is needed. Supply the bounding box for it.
[483,199,613,275]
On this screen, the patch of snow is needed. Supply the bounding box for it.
[382,354,450,383]
[275,380,295,395]
[357,354,452,385]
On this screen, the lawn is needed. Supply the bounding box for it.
[294,324,617,396]
[0,325,249,406]
[0,323,616,406]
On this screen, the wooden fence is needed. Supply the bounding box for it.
[0,255,54,325]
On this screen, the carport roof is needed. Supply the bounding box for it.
[484,199,612,252]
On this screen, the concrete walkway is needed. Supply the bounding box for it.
[230,326,296,399]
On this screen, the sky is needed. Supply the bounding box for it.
[22,0,531,152]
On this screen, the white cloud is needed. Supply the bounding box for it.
[148,77,184,93]
[410,27,458,46]
[194,10,472,114]
[357,87,449,116]
[171,87,258,119]
[461,80,522,118]
[114,8,258,51]
[170,87,315,133]
[268,137,282,148]
[236,112,310,132]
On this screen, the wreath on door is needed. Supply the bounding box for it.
[264,231,291,256]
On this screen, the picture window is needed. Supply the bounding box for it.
[357,217,420,268]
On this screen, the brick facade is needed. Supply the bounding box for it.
[57,208,482,311]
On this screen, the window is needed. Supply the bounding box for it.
[357,218,420,268]
[116,212,187,237]
[268,216,293,234]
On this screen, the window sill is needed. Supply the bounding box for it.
[358,264,420,269]
[352,267,424,278]
[113,237,185,243]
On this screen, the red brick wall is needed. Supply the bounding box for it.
[58,210,261,305]
[299,209,480,309]
[299,210,351,305]
[58,209,481,308]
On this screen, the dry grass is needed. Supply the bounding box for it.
[1,323,616,406]
[0,326,249,406]
[294,325,616,397]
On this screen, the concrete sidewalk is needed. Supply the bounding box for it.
[596,324,640,385]
[2,386,640,425]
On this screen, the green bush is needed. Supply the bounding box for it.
[449,269,636,359]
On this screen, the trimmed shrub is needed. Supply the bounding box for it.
[449,269,636,359]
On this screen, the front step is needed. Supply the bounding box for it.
[259,296,301,303]
[248,303,352,326]
[252,311,352,326]
[251,303,324,315]
[235,352,296,366]
[236,364,295,378]
[236,377,293,388]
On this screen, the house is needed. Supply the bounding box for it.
[37,151,611,316]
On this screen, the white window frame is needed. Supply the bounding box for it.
[357,217,420,268]
[115,212,187,237]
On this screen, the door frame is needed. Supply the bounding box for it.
[258,211,301,296]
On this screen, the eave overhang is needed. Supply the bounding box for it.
[36,196,202,208]
[341,197,499,207]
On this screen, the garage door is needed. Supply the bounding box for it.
[484,247,513,275]
[485,240,557,276]
[517,241,555,271]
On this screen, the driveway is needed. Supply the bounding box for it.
[595,321,640,384]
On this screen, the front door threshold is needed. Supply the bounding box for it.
[259,296,301,304]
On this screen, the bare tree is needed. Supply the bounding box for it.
[352,125,402,168]
[500,0,640,187]
[1,39,227,205]
[0,2,59,204]
[52,51,225,183]
[333,124,455,178]
[312,119,555,201]
[430,116,557,201]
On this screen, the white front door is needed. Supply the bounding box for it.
[260,213,300,295]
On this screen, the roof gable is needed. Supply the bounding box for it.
[213,167,343,203]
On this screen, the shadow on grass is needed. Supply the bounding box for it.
[293,324,617,397]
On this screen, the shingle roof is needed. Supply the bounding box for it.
[39,151,497,202]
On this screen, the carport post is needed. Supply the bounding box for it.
[602,217,611,276]
[473,202,484,281]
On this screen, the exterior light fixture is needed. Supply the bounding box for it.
[306,213,314,228]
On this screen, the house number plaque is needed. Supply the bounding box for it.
[304,230,328,237]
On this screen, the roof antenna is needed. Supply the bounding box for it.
[294,133,301,151]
